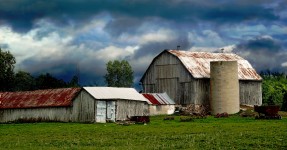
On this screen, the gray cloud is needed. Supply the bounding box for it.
[134,33,192,58]
[235,36,287,72]
[236,36,282,53]
[104,17,142,36]
[0,0,281,33]
[0,43,9,49]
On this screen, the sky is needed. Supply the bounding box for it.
[0,0,287,87]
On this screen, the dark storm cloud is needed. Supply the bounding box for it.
[272,34,287,48]
[134,33,192,58]
[235,36,287,72]
[236,36,282,53]
[104,17,142,37]
[21,54,105,86]
[0,1,50,32]
[0,0,280,33]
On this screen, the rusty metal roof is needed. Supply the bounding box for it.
[0,88,81,109]
[168,50,262,80]
[83,87,150,103]
[142,92,175,105]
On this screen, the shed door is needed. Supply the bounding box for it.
[106,101,116,122]
[96,101,106,123]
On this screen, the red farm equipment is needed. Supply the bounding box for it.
[130,116,150,123]
[254,105,282,119]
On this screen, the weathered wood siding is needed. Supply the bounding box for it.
[142,52,208,105]
[142,51,262,106]
[0,90,150,123]
[71,90,96,123]
[0,107,72,123]
[179,79,210,105]
[142,52,193,104]
[0,90,96,123]
[192,79,210,105]
[179,79,261,106]
[181,80,261,106]
[116,100,149,121]
[239,81,262,105]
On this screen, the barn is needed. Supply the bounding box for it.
[0,87,149,123]
[140,50,262,109]
[142,92,175,116]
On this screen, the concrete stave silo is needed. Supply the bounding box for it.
[210,61,240,115]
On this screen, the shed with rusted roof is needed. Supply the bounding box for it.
[142,92,175,115]
[0,88,81,123]
[0,87,149,123]
[140,50,262,111]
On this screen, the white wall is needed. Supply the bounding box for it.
[149,105,175,116]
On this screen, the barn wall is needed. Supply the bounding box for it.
[179,79,210,105]
[180,79,262,106]
[142,52,193,104]
[0,90,97,123]
[142,52,208,105]
[182,79,261,106]
[192,79,210,105]
[149,105,175,116]
[239,81,262,105]
[0,107,72,123]
[116,100,149,121]
[71,90,96,123]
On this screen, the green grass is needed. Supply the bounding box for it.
[0,116,286,150]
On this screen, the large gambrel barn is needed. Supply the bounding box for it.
[140,50,262,106]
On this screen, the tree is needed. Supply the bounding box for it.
[68,75,79,87]
[14,71,35,91]
[35,73,67,89]
[104,60,134,87]
[261,71,287,110]
[0,48,16,91]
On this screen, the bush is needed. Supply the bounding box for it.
[261,72,287,110]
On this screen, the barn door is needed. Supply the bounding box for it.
[106,101,116,122]
[96,101,106,123]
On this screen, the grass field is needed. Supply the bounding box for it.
[0,115,286,150]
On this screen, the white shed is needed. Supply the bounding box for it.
[83,87,150,123]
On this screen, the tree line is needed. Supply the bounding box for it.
[261,71,287,110]
[0,48,134,92]
[0,48,80,91]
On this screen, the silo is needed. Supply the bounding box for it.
[210,61,239,115]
